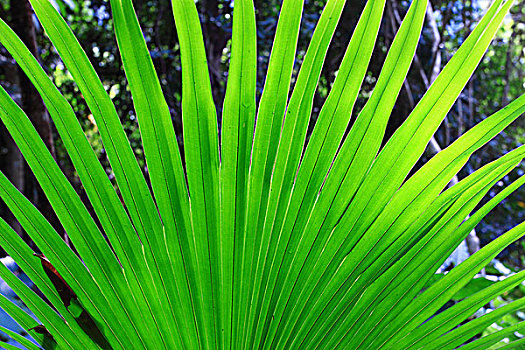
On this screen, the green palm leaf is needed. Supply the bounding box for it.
[0,0,523,349]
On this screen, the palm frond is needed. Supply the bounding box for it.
[0,0,523,349]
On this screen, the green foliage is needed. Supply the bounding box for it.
[0,0,523,349]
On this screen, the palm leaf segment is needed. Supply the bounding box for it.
[0,0,523,349]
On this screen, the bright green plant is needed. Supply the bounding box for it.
[0,0,523,348]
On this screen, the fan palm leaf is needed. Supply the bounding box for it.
[0,0,523,349]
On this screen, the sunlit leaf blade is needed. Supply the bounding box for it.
[372,218,525,350]
[0,216,104,349]
[430,293,525,350]
[249,0,386,347]
[0,294,55,349]
[240,0,305,346]
[330,177,518,349]
[300,94,525,333]
[373,146,523,271]
[266,2,515,346]
[1,6,171,348]
[326,0,509,282]
[1,340,31,350]
[1,20,186,348]
[347,93,525,269]
[358,183,525,350]
[0,81,143,348]
[452,319,525,350]
[493,337,525,350]
[221,0,257,349]
[379,175,525,349]
[274,140,524,349]
[170,0,222,348]
[255,0,349,345]
[110,0,200,348]
[397,268,525,349]
[429,299,525,349]
[264,0,426,346]
[0,0,522,348]
[0,256,83,349]
[24,3,183,347]
[302,156,521,350]
[0,170,126,349]
[0,325,43,350]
